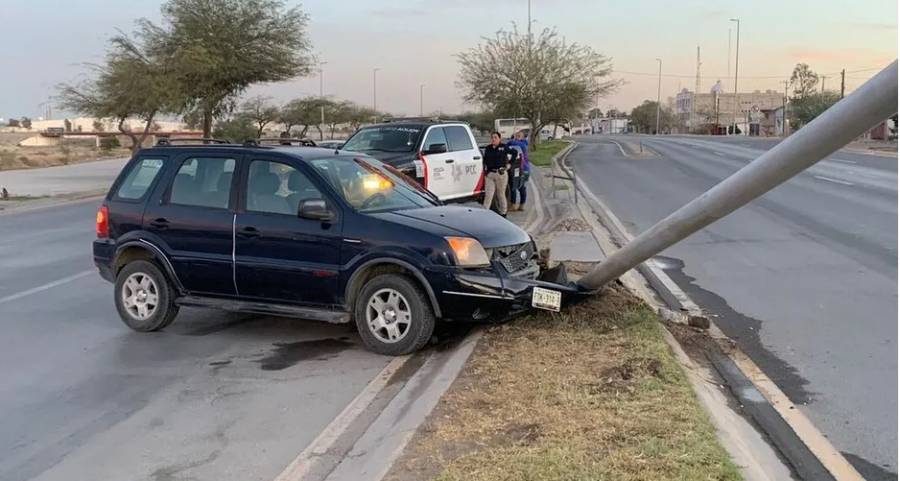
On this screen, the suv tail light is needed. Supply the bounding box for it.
[96,205,109,238]
[416,152,429,189]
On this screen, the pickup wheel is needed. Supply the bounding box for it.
[354,274,435,356]
[114,260,179,332]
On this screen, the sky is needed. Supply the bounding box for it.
[1,0,897,120]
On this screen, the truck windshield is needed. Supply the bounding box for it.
[309,156,436,213]
[342,126,423,153]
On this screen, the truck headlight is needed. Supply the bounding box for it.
[445,237,491,267]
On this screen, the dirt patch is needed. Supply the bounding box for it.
[384,284,741,481]
[0,133,129,171]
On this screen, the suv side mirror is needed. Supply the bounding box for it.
[423,143,447,155]
[298,199,334,222]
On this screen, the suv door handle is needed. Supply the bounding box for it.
[237,226,260,239]
[473,156,482,160]
[445,159,455,164]
[149,218,169,229]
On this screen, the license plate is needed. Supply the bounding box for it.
[531,286,562,312]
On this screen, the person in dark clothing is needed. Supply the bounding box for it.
[481,131,512,216]
[506,131,530,210]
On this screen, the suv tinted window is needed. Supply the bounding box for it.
[422,127,448,152]
[444,126,474,152]
[247,160,322,215]
[342,126,423,153]
[116,157,164,199]
[169,157,235,209]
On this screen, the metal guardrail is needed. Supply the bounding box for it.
[578,60,899,290]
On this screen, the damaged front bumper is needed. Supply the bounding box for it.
[428,263,593,322]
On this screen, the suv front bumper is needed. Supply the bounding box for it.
[426,264,588,321]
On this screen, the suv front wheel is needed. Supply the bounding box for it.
[114,260,179,332]
[354,274,435,356]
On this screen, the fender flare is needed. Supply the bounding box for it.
[114,239,186,294]
[345,257,442,318]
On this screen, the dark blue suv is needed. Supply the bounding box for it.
[93,142,575,355]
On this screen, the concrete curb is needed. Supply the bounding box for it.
[556,143,867,481]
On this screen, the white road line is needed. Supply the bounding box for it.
[272,354,412,481]
[832,159,858,165]
[814,175,855,186]
[0,269,95,305]
[713,151,726,157]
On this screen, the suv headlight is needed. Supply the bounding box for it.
[445,237,491,267]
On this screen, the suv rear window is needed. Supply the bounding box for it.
[116,158,164,199]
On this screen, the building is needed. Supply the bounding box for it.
[675,82,783,134]
[590,117,628,134]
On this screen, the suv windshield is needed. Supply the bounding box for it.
[342,125,423,153]
[309,156,436,213]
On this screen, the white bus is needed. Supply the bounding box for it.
[494,118,561,140]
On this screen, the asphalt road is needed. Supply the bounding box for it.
[570,135,897,481]
[0,200,393,481]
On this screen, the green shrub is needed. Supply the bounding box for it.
[99,137,121,151]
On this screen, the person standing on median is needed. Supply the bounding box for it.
[482,131,512,217]
[507,131,530,211]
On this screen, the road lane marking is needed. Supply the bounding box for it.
[814,175,855,186]
[273,354,412,481]
[832,159,858,165]
[713,151,727,157]
[566,168,867,481]
[0,269,94,305]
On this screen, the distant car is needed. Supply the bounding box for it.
[341,120,484,202]
[92,141,578,355]
[316,140,344,150]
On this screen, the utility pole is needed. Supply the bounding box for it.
[372,68,380,112]
[319,61,327,141]
[655,58,662,135]
[782,80,789,136]
[692,46,701,132]
[419,84,425,116]
[527,0,531,37]
[730,18,740,135]
[840,69,846,98]
[727,28,731,80]
[577,61,898,291]
[821,75,827,94]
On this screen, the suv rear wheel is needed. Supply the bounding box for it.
[354,274,435,356]
[114,260,179,332]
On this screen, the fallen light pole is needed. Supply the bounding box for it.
[577,60,898,291]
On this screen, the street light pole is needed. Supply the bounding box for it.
[419,84,425,116]
[655,58,662,135]
[373,68,380,112]
[319,61,327,140]
[730,18,740,134]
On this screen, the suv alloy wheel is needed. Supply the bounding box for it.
[114,260,179,331]
[354,274,435,356]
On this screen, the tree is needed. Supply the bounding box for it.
[280,97,329,138]
[64,119,72,132]
[143,0,315,137]
[629,100,675,134]
[791,91,840,128]
[92,119,105,132]
[457,110,496,134]
[20,117,31,129]
[57,29,180,153]
[213,115,257,143]
[587,108,603,118]
[7,118,20,128]
[790,63,820,99]
[606,108,622,118]
[457,25,619,149]
[240,96,280,138]
[344,104,380,132]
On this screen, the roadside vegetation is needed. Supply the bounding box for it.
[386,283,741,481]
[528,140,570,166]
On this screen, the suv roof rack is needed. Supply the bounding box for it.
[381,117,466,124]
[156,137,231,146]
[250,137,318,147]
